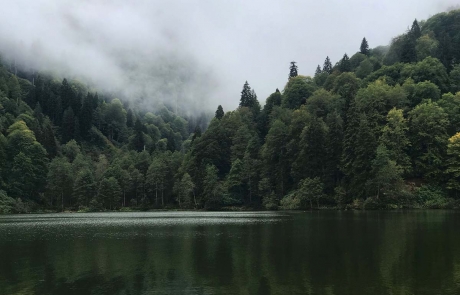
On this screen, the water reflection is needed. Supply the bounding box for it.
[0,211,459,294]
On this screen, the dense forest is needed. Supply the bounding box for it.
[1,9,460,213]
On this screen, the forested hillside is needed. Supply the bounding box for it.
[1,9,460,213]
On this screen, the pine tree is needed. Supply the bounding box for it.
[342,109,377,199]
[323,56,333,74]
[339,54,351,72]
[79,93,93,138]
[360,37,370,56]
[239,81,260,116]
[289,61,298,79]
[61,107,76,143]
[131,118,145,152]
[315,65,322,77]
[240,81,252,107]
[7,75,21,104]
[324,112,344,193]
[191,125,202,143]
[215,105,224,119]
[410,19,421,39]
[60,78,76,112]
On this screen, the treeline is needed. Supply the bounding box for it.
[1,9,460,213]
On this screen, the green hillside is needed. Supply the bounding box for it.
[1,9,460,213]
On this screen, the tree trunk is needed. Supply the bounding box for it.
[161,181,164,206]
[249,176,252,203]
[193,190,197,208]
[155,183,158,205]
[61,191,64,212]
[310,199,313,210]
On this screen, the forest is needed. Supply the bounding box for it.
[1,9,460,213]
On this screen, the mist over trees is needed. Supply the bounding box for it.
[1,9,460,213]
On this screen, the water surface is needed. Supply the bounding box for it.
[0,211,459,294]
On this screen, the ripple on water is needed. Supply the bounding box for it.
[0,211,289,241]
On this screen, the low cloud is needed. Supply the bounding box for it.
[0,0,455,113]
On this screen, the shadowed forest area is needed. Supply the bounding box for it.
[1,9,460,213]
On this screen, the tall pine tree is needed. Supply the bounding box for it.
[360,37,370,56]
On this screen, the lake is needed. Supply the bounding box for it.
[0,211,459,295]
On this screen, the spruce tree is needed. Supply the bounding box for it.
[132,118,145,152]
[61,107,76,143]
[360,37,370,56]
[191,125,202,143]
[322,56,333,74]
[239,81,260,115]
[79,93,93,138]
[240,81,252,107]
[315,65,322,77]
[339,54,351,72]
[60,78,76,112]
[215,105,224,119]
[289,61,298,79]
[410,19,421,39]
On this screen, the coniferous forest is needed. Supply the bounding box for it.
[1,10,460,213]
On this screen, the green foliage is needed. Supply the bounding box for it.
[215,105,224,119]
[360,37,370,56]
[322,56,333,74]
[438,93,460,135]
[203,164,223,210]
[446,132,460,194]
[47,157,73,210]
[282,76,317,109]
[450,63,460,93]
[339,53,351,72]
[239,81,260,115]
[415,185,453,208]
[350,53,367,71]
[380,108,411,172]
[98,177,121,210]
[367,144,404,199]
[402,57,449,92]
[289,61,298,78]
[281,177,324,209]
[0,190,15,214]
[174,173,195,208]
[2,9,460,213]
[408,101,449,181]
[416,34,439,61]
[355,58,374,79]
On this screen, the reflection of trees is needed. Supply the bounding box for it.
[0,212,459,294]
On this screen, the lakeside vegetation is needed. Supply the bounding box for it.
[1,9,460,213]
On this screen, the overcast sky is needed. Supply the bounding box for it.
[0,0,456,112]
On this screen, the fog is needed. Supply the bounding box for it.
[0,0,456,113]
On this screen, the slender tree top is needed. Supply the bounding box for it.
[289,61,298,79]
[215,105,224,119]
[339,53,351,72]
[322,56,332,74]
[411,19,421,39]
[360,37,370,56]
[315,65,322,76]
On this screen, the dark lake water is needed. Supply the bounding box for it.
[0,211,459,295]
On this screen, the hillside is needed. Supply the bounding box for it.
[1,9,460,213]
